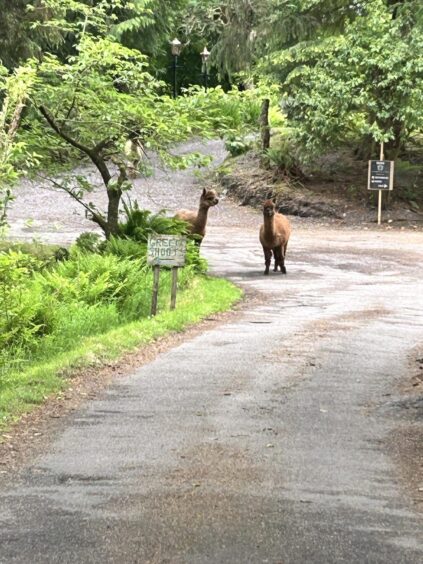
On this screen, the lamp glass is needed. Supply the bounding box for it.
[171,38,182,56]
[201,47,210,63]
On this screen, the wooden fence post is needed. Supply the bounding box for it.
[151,265,160,316]
[170,267,178,310]
[260,98,270,151]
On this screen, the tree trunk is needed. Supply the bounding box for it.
[354,133,375,160]
[260,98,270,151]
[385,120,404,160]
[105,187,122,239]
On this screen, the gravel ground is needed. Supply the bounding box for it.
[7,139,257,245]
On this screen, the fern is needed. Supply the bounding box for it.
[119,199,188,242]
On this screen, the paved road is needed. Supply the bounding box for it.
[2,142,423,563]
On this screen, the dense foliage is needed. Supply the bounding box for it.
[265,0,423,158]
[2,1,420,183]
[0,230,207,378]
[0,63,37,227]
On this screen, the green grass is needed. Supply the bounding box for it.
[0,276,242,430]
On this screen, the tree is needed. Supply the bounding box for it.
[177,0,357,83]
[0,64,37,227]
[180,0,259,81]
[112,0,188,59]
[22,36,211,238]
[0,0,64,69]
[264,0,423,158]
[21,31,259,238]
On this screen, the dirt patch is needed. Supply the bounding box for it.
[388,344,423,512]
[390,424,423,512]
[406,345,423,394]
[217,152,423,230]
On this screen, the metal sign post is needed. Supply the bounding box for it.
[367,142,394,225]
[147,235,187,316]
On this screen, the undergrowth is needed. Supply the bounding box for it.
[0,222,242,430]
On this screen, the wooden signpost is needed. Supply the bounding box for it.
[147,235,187,316]
[368,142,394,225]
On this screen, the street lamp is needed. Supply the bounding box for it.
[170,38,182,98]
[200,46,210,92]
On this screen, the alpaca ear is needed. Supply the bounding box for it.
[202,188,207,196]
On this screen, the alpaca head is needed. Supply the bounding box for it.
[200,188,219,209]
[263,199,276,218]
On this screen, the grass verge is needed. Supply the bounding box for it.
[0,276,242,430]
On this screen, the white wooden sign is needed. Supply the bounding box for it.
[147,235,186,267]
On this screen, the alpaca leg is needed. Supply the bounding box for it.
[281,245,287,274]
[273,247,281,271]
[263,248,272,275]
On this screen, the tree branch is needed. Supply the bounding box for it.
[39,105,93,156]
[35,173,108,233]
[38,105,112,187]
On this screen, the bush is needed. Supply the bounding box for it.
[35,251,148,309]
[75,232,103,253]
[0,251,47,351]
[0,197,209,373]
[0,239,203,363]
[263,136,303,178]
[119,200,188,242]
[103,236,147,261]
[0,241,61,267]
[224,134,252,157]
[394,160,423,203]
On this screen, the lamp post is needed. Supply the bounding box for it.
[200,46,210,92]
[170,38,182,98]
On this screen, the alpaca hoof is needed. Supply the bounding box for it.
[264,270,269,275]
[281,267,287,274]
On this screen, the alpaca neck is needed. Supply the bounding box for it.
[194,205,209,232]
[263,215,276,239]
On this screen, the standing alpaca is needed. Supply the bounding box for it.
[259,199,291,275]
[175,188,219,244]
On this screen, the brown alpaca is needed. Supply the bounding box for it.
[175,188,219,244]
[259,199,291,275]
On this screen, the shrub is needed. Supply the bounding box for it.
[224,134,252,157]
[0,241,61,267]
[394,160,423,203]
[103,236,147,261]
[119,200,188,242]
[0,206,207,372]
[35,251,147,308]
[0,251,47,351]
[263,136,303,178]
[75,232,103,253]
